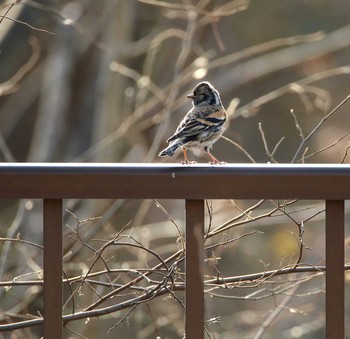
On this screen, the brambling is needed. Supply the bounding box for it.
[158,81,228,164]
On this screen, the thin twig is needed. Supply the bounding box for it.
[221,135,256,163]
[292,94,350,162]
[0,0,20,26]
[289,109,305,140]
[0,37,41,96]
[0,15,54,35]
[107,305,138,333]
[153,199,185,249]
[0,236,43,249]
[258,122,277,163]
[253,284,299,338]
[340,144,350,164]
[299,131,350,162]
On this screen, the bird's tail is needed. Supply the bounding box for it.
[158,142,181,157]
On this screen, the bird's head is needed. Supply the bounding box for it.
[186,81,222,107]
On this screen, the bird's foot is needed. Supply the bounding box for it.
[182,160,197,165]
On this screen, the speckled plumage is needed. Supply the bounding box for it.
[159,81,228,164]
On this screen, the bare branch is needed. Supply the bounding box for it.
[0,15,54,35]
[340,143,350,163]
[292,93,350,162]
[0,37,40,96]
[221,135,256,163]
[0,236,43,250]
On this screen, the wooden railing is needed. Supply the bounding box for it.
[0,163,348,338]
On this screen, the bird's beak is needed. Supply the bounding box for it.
[186,94,194,100]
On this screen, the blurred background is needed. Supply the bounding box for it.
[0,0,350,338]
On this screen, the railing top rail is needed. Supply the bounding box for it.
[1,162,350,170]
[0,163,350,199]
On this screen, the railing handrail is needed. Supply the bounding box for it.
[0,163,347,339]
[1,163,350,199]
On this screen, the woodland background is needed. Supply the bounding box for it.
[0,0,350,338]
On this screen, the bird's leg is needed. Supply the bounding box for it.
[205,150,226,165]
[182,148,196,164]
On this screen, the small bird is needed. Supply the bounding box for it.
[158,81,228,164]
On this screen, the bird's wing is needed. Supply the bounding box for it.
[166,114,210,143]
[167,107,226,143]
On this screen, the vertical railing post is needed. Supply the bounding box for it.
[185,199,204,338]
[44,199,63,338]
[325,200,344,339]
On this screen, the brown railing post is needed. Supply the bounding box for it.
[44,199,63,338]
[325,200,344,339]
[185,199,204,338]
